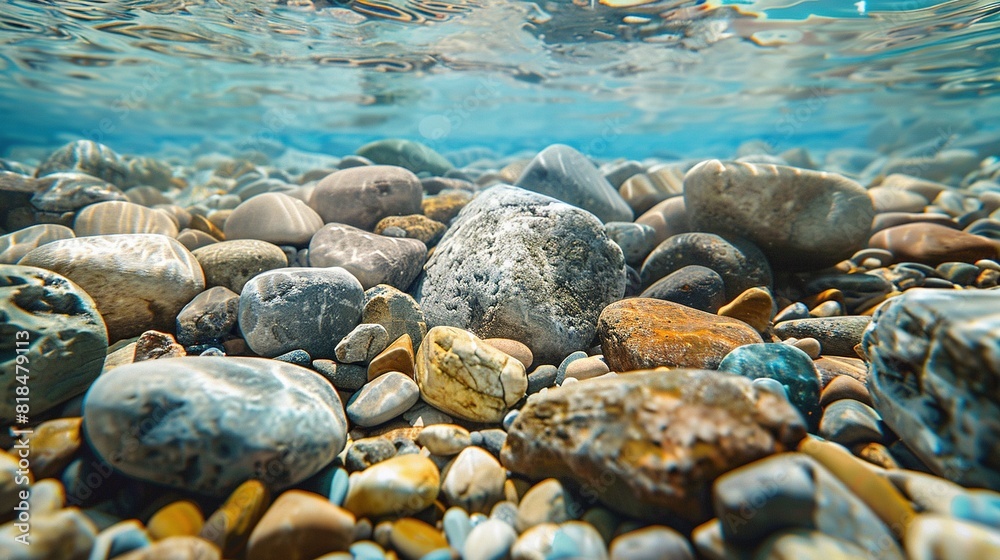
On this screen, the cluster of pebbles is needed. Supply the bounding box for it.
[2,135,1000,559]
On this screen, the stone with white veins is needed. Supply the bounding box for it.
[309,223,427,291]
[346,371,420,427]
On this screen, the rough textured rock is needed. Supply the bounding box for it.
[375,214,447,245]
[223,192,323,247]
[869,223,997,266]
[73,200,178,237]
[19,234,204,341]
[0,265,107,425]
[36,140,127,185]
[863,289,1000,490]
[418,185,626,364]
[684,160,874,269]
[597,298,763,372]
[175,286,240,346]
[29,172,128,214]
[238,267,364,358]
[415,326,528,423]
[356,139,454,176]
[515,144,633,223]
[501,369,807,523]
[83,357,348,496]
[192,239,288,294]
[309,166,423,230]
[640,232,772,300]
[309,223,427,291]
[363,284,428,348]
[0,224,75,264]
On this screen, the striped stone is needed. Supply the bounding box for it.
[74,200,179,237]
[224,192,323,247]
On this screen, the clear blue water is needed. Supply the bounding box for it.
[1,0,998,159]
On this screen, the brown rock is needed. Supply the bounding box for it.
[717,287,774,332]
[597,298,763,371]
[635,197,689,246]
[133,330,186,362]
[368,333,415,380]
[814,356,868,388]
[376,215,447,245]
[422,191,473,223]
[148,501,205,540]
[869,223,996,266]
[192,239,288,294]
[483,338,534,369]
[200,480,270,558]
[73,200,178,237]
[31,417,83,479]
[246,490,355,560]
[188,214,225,241]
[820,375,873,407]
[310,166,422,231]
[501,369,807,524]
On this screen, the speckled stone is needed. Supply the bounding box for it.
[718,343,821,429]
[417,424,472,456]
[343,454,440,518]
[605,221,657,266]
[19,234,204,342]
[347,372,420,427]
[502,369,806,523]
[344,437,397,472]
[1,265,107,424]
[357,139,454,176]
[309,223,427,291]
[422,190,474,224]
[515,479,577,532]
[133,329,186,362]
[239,267,364,358]
[310,166,423,230]
[336,323,389,364]
[73,200,178,237]
[639,265,727,313]
[415,326,528,423]
[363,284,427,350]
[224,192,323,246]
[246,490,354,560]
[684,160,874,269]
[610,526,695,560]
[640,232,772,300]
[83,357,348,496]
[597,298,763,372]
[774,316,871,358]
[375,214,447,245]
[442,446,507,514]
[175,286,240,346]
[0,224,74,264]
[863,288,1000,490]
[191,239,287,294]
[870,223,997,266]
[418,185,626,365]
[515,144,633,223]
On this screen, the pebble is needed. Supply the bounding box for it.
[336,323,390,364]
[422,190,473,223]
[347,372,421,427]
[635,196,690,246]
[0,507,97,560]
[343,454,440,518]
[175,286,240,346]
[389,518,448,560]
[26,479,64,516]
[314,360,365,391]
[639,264,727,313]
[717,286,775,332]
[564,355,610,380]
[864,288,1000,490]
[418,185,626,364]
[133,329,186,361]
[870,222,997,265]
[597,298,763,371]
[367,333,415,380]
[515,144,633,223]
[483,338,534,370]
[200,480,270,557]
[31,171,128,214]
[463,519,518,560]
[868,186,928,213]
[718,343,822,429]
[516,478,577,532]
[0,265,107,423]
[684,160,874,268]
[402,401,453,427]
[73,200,178,237]
[37,140,127,183]
[177,228,219,251]
[148,501,204,540]
[417,424,472,456]
[374,214,447,245]
[819,374,873,407]
[116,536,222,559]
[610,526,695,560]
[309,223,427,291]
[753,529,872,559]
[83,357,348,496]
[640,232,772,300]
[502,369,806,523]
[905,514,1000,560]
[310,165,423,230]
[238,267,364,358]
[345,437,397,472]
[191,239,288,294]
[19,234,205,341]
[527,365,559,394]
[476,429,508,458]
[818,399,885,446]
[441,446,507,514]
[224,192,323,246]
[357,139,454,176]
[604,221,657,266]
[415,326,528,423]
[363,284,428,350]
[774,316,871,357]
[90,519,152,560]
[0,223,75,264]
[31,417,83,479]
[246,490,355,560]
[789,336,822,358]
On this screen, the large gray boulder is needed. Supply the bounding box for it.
[418,185,626,364]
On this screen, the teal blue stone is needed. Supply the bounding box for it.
[418,549,454,560]
[444,506,472,550]
[952,493,1000,529]
[718,343,820,430]
[329,467,350,506]
[350,540,387,560]
[547,523,607,560]
[357,138,454,176]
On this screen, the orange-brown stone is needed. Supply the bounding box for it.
[869,223,997,266]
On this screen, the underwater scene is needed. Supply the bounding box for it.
[2,0,1000,558]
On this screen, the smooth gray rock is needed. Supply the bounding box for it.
[0,265,108,424]
[640,232,771,300]
[356,138,454,176]
[684,160,874,269]
[346,371,420,427]
[418,185,626,364]
[309,165,422,230]
[610,526,695,560]
[175,286,240,346]
[863,289,1000,491]
[309,223,427,291]
[774,316,871,358]
[335,323,389,363]
[0,224,74,265]
[515,144,633,223]
[223,192,324,247]
[604,222,657,267]
[640,264,727,313]
[192,239,288,294]
[238,267,364,358]
[82,356,348,496]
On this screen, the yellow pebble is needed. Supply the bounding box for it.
[148,500,204,540]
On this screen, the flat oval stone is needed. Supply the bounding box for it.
[0,224,74,264]
[73,200,178,237]
[635,196,690,247]
[442,446,506,514]
[347,372,420,428]
[870,222,997,265]
[309,223,427,291]
[83,357,348,496]
[224,192,323,246]
[463,519,517,560]
[482,338,534,370]
[818,399,884,447]
[148,501,204,540]
[192,239,288,294]
[684,160,874,269]
[597,298,763,372]
[357,139,454,176]
[501,369,806,523]
[0,265,107,424]
[246,490,354,560]
[238,267,364,358]
[29,172,128,213]
[417,424,471,456]
[415,326,528,423]
[610,526,695,560]
[310,166,423,231]
[515,144,633,223]
[718,343,821,429]
[774,316,871,358]
[868,187,928,213]
[639,265,727,313]
[343,454,440,518]
[19,234,205,342]
[516,479,577,532]
[640,232,771,300]
[718,287,775,332]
